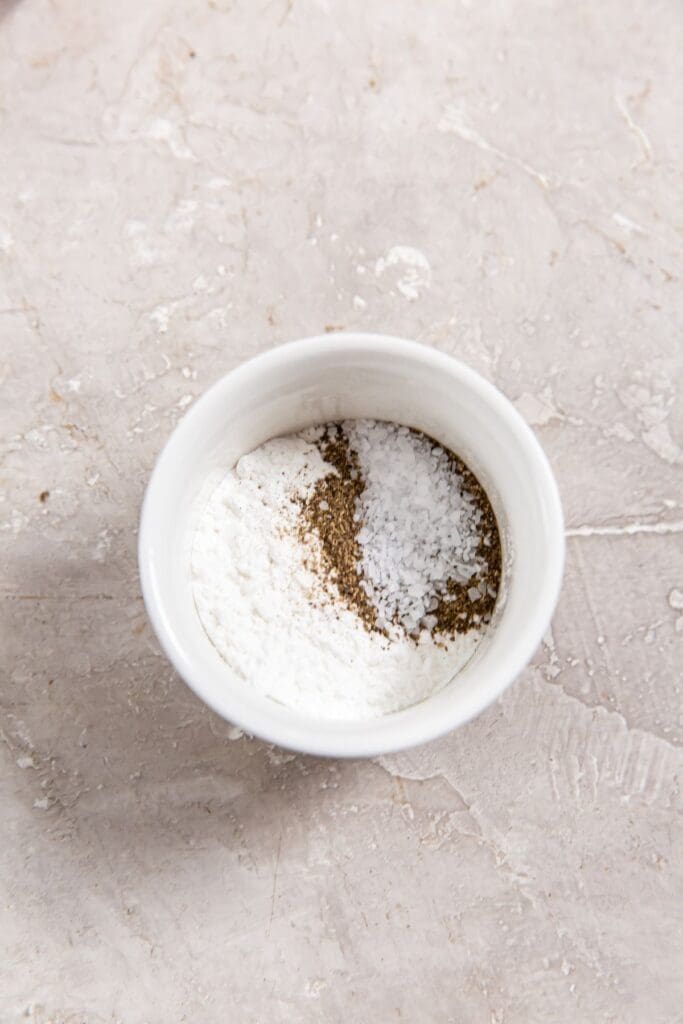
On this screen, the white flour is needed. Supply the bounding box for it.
[192,427,489,721]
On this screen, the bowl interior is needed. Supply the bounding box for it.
[140,335,564,756]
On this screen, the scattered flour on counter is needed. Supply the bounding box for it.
[191,426,494,721]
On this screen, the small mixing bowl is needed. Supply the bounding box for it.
[139,333,564,757]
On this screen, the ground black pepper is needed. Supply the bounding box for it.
[299,427,380,633]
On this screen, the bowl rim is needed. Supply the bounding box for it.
[139,332,565,757]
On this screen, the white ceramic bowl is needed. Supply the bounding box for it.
[139,333,564,757]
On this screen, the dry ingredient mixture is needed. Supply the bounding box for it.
[192,420,501,720]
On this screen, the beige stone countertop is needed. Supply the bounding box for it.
[1,1,682,1021]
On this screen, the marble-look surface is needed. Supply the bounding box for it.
[1,0,682,1021]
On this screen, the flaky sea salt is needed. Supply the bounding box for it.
[344,420,485,636]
